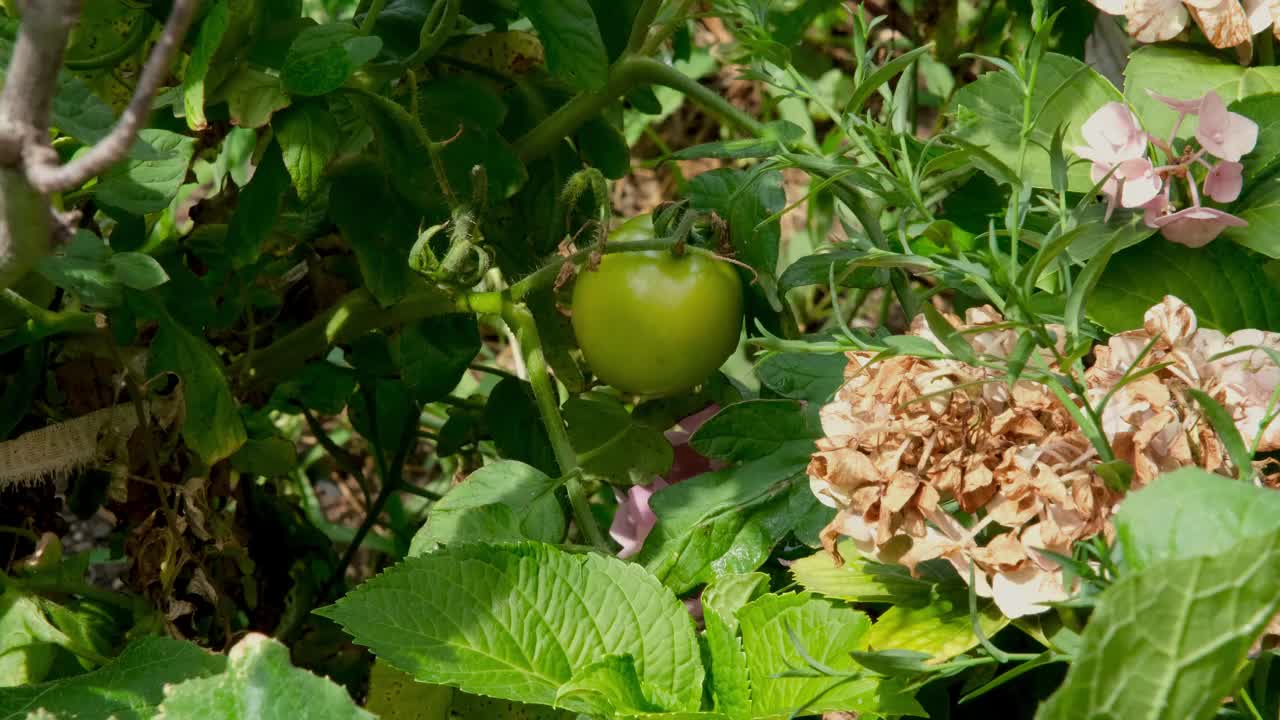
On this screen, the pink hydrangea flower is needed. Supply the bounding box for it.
[1204,160,1244,203]
[1075,102,1148,166]
[1080,90,1255,248]
[609,405,721,558]
[1197,91,1259,162]
[1151,206,1248,248]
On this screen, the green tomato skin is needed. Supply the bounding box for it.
[571,243,744,397]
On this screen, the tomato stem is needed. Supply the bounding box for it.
[502,302,612,552]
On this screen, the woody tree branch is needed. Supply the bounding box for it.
[0,0,199,293]
[23,0,199,193]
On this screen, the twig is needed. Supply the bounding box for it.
[23,0,200,193]
[0,0,77,161]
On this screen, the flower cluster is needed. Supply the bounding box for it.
[1090,0,1280,54]
[809,297,1280,618]
[1077,92,1257,247]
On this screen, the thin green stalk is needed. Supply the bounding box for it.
[502,303,610,552]
[358,0,387,34]
[626,0,665,54]
[515,56,763,164]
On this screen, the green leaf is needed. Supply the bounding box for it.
[689,400,820,463]
[755,353,845,404]
[157,634,372,720]
[366,660,451,720]
[576,117,631,180]
[275,101,341,204]
[701,573,769,717]
[1225,172,1280,258]
[328,157,415,305]
[270,361,357,415]
[519,0,609,90]
[485,377,558,476]
[1124,45,1280,144]
[226,141,291,268]
[408,460,565,553]
[182,0,231,131]
[0,637,226,720]
[789,541,935,604]
[737,594,923,719]
[38,231,126,307]
[564,393,674,485]
[1229,94,1280,184]
[219,68,292,128]
[229,436,297,477]
[671,121,805,160]
[1113,468,1280,572]
[282,23,382,96]
[638,451,817,593]
[418,77,527,203]
[954,53,1123,191]
[688,168,785,301]
[150,314,248,464]
[106,253,170,291]
[93,129,196,214]
[1035,531,1280,720]
[1088,239,1280,333]
[398,314,481,405]
[777,248,929,295]
[864,590,1008,664]
[318,542,703,712]
[338,88,442,211]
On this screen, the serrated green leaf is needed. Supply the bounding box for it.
[0,637,226,720]
[1036,530,1280,720]
[319,542,703,712]
[754,353,845,404]
[564,393,673,485]
[408,460,565,553]
[157,634,372,720]
[639,452,818,594]
[789,541,935,604]
[183,0,231,131]
[275,101,341,204]
[777,249,926,296]
[93,130,195,214]
[737,594,923,719]
[701,574,769,717]
[864,590,1008,664]
[689,400,820,463]
[150,315,247,464]
[519,0,609,89]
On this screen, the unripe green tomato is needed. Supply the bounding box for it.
[571,217,744,397]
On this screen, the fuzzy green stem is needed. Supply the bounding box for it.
[502,303,610,552]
